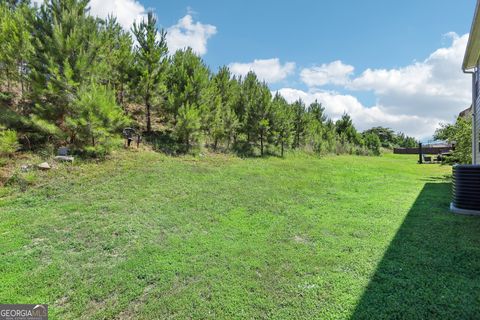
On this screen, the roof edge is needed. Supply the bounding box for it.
[463,0,480,71]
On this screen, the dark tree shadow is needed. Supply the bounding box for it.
[352,182,480,319]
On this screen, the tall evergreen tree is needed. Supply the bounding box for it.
[132,11,168,133]
[29,0,101,142]
[335,112,360,145]
[271,93,293,157]
[304,100,326,153]
[208,66,239,149]
[292,99,307,149]
[166,48,210,125]
[174,102,201,151]
[65,81,129,152]
[98,16,134,108]
[0,1,32,95]
[241,72,272,155]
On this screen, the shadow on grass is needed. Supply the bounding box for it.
[352,182,480,319]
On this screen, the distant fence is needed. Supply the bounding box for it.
[394,147,453,155]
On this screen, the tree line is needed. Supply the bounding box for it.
[0,0,417,157]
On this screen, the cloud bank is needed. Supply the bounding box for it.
[276,33,470,139]
[229,58,295,83]
[300,60,354,87]
[165,15,217,56]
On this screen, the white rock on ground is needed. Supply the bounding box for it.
[54,156,74,163]
[37,162,51,170]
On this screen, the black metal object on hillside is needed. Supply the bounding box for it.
[122,128,141,148]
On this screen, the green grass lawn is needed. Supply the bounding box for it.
[1,151,480,319]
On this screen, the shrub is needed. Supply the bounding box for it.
[66,82,129,156]
[435,116,471,164]
[0,129,19,156]
[81,137,123,159]
[174,103,201,152]
[363,132,381,156]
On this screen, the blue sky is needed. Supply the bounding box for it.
[151,1,473,74]
[83,0,477,139]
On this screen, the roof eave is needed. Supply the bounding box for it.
[463,0,480,71]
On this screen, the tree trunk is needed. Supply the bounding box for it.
[120,83,125,112]
[214,138,218,151]
[281,141,284,157]
[260,132,264,156]
[19,62,24,98]
[146,97,151,133]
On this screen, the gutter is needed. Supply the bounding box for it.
[465,67,478,164]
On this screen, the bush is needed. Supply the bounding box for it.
[174,103,201,152]
[66,82,129,156]
[435,116,471,164]
[363,133,381,156]
[80,137,123,159]
[0,129,19,156]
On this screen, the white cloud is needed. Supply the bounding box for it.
[31,0,148,30]
[31,2,217,56]
[281,33,470,139]
[348,33,470,120]
[300,60,354,86]
[228,58,295,83]
[276,88,442,139]
[166,15,217,55]
[88,0,147,30]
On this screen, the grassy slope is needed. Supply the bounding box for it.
[1,151,479,319]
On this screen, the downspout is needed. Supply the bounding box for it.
[464,67,477,164]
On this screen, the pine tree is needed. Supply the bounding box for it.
[132,11,168,133]
[0,3,17,92]
[98,16,134,108]
[335,113,359,145]
[323,119,337,153]
[0,2,32,95]
[65,81,129,153]
[166,48,210,125]
[292,99,307,148]
[29,0,101,142]
[363,132,381,156]
[306,100,327,153]
[208,66,239,150]
[222,102,239,149]
[210,96,225,150]
[271,93,294,157]
[175,103,201,151]
[241,72,272,156]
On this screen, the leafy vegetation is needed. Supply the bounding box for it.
[1,151,476,319]
[132,12,168,133]
[0,129,19,156]
[0,0,416,158]
[435,115,472,164]
[363,126,418,148]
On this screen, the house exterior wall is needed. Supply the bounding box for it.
[474,67,480,164]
